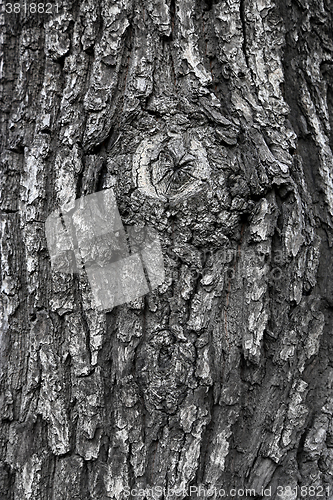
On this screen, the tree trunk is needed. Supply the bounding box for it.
[1,0,333,498]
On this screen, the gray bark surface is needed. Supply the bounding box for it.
[1,0,333,498]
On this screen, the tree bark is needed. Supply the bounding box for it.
[1,0,333,498]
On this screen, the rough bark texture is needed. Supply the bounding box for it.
[1,0,333,498]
